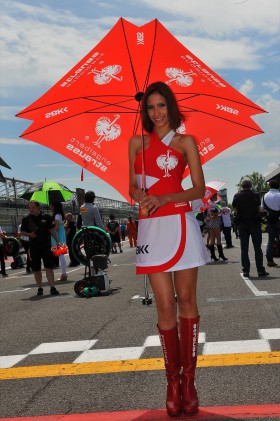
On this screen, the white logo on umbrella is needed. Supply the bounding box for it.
[93,115,121,148]
[156,149,178,177]
[88,65,123,85]
[165,67,196,87]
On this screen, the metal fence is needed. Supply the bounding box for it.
[0,178,138,235]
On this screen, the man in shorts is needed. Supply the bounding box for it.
[20,201,60,296]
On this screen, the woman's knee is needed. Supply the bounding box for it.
[156,297,177,317]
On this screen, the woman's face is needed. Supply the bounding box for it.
[147,92,169,130]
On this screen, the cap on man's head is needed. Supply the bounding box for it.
[241,177,252,188]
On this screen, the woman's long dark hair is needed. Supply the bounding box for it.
[51,200,65,220]
[140,81,185,133]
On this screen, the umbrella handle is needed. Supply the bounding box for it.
[141,127,146,191]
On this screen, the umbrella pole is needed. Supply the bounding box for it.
[142,274,153,305]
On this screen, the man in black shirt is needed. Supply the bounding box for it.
[106,213,123,254]
[232,178,269,278]
[21,201,60,296]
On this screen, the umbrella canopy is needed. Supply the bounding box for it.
[192,180,226,213]
[16,18,266,202]
[20,180,74,205]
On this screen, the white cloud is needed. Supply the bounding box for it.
[262,81,280,94]
[239,79,255,96]
[35,163,76,168]
[177,36,263,70]
[1,0,279,95]
[255,94,280,132]
[263,163,280,177]
[0,106,24,120]
[0,137,33,145]
[0,3,113,94]
[139,0,280,37]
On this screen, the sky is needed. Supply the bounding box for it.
[0,0,280,203]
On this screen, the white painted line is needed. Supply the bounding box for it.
[131,294,153,300]
[199,332,206,343]
[259,328,280,340]
[112,263,136,267]
[241,273,280,296]
[203,339,270,355]
[143,332,206,348]
[29,340,98,354]
[0,288,31,294]
[143,335,161,347]
[73,347,144,363]
[132,294,141,299]
[0,355,27,368]
[241,273,268,296]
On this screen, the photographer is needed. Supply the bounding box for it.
[232,178,269,278]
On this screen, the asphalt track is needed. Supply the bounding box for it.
[0,233,279,420]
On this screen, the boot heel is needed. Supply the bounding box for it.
[217,244,228,261]
[209,245,219,261]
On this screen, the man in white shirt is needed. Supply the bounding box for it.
[220,201,233,248]
[261,180,280,267]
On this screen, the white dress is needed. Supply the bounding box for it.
[134,130,210,275]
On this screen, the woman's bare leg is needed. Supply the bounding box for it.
[148,272,177,329]
[174,267,198,318]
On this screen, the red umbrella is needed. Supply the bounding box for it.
[16,18,266,202]
[192,180,226,213]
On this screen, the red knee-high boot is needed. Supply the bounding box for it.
[179,316,200,414]
[158,325,182,417]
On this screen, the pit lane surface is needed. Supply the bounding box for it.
[0,234,279,420]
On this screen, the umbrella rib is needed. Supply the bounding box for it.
[20,101,264,137]
[16,95,136,116]
[142,18,158,92]
[176,92,266,112]
[120,18,140,94]
[181,107,264,133]
[20,100,141,136]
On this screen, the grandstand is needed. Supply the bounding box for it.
[0,177,138,234]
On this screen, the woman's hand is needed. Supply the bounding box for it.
[140,194,168,215]
[133,188,148,204]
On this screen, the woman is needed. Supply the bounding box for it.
[129,82,209,417]
[50,201,67,281]
[207,195,228,261]
[64,213,80,267]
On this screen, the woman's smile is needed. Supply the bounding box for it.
[147,92,169,129]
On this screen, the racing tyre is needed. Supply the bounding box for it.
[72,226,111,266]
[3,237,20,257]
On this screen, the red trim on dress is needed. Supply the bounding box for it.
[136,213,187,274]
